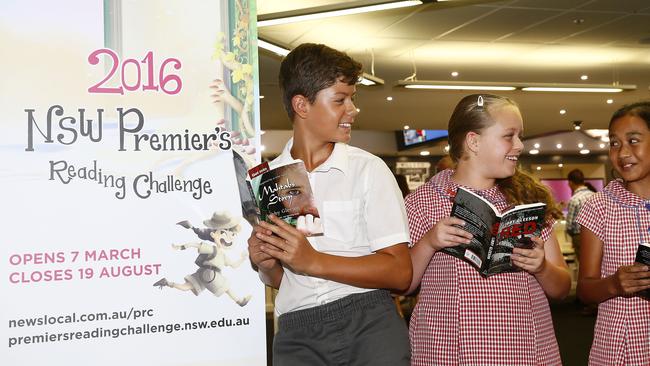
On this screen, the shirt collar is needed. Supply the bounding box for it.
[604,179,648,207]
[430,169,503,202]
[276,138,349,174]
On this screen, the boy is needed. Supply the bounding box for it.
[247,43,412,365]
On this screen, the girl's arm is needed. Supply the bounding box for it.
[577,228,650,303]
[405,216,473,294]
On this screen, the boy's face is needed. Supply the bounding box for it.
[304,79,358,144]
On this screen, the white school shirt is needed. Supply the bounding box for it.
[272,139,410,316]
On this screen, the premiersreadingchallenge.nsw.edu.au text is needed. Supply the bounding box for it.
[7,307,250,348]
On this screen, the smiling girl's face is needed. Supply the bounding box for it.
[473,105,525,179]
[609,114,650,189]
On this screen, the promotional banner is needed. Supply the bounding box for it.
[1,1,266,365]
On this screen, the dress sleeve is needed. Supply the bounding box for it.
[539,217,556,243]
[576,193,605,241]
[404,189,434,247]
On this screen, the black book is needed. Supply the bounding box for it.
[635,243,650,298]
[442,187,546,277]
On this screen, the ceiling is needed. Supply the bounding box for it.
[256,0,650,153]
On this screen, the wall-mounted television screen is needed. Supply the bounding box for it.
[396,129,448,150]
[540,178,605,216]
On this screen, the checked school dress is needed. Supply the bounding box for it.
[405,170,561,366]
[577,179,650,365]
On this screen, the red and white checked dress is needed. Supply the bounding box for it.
[405,170,561,365]
[576,179,650,365]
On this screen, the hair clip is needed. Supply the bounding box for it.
[477,95,484,107]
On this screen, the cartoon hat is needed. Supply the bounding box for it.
[203,211,240,230]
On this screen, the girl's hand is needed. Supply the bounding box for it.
[257,215,321,275]
[611,264,650,296]
[422,217,473,251]
[512,236,546,274]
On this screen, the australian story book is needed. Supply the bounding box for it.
[233,150,323,236]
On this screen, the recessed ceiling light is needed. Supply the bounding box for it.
[386,96,393,101]
[420,151,430,156]
[536,166,542,171]
[560,109,567,115]
[578,143,584,148]
[356,108,361,113]
[533,143,540,149]
[403,125,410,130]
[556,143,562,149]
[599,143,606,148]
[529,149,539,155]
[558,163,564,168]
[581,75,589,80]
[259,95,265,99]
[444,145,450,152]
[607,99,613,104]
[451,71,459,77]
[580,149,590,154]
[573,121,582,130]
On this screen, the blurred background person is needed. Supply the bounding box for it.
[566,169,596,261]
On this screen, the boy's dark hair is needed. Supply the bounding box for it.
[279,43,362,120]
[567,169,585,184]
[609,101,650,129]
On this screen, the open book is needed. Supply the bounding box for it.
[442,187,546,277]
[232,150,323,236]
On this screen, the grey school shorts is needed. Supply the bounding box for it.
[273,290,410,366]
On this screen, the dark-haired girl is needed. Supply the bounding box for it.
[577,101,650,365]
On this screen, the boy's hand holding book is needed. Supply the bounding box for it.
[248,225,281,271]
[257,215,322,275]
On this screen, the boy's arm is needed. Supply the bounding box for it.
[258,262,284,289]
[257,216,411,292]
